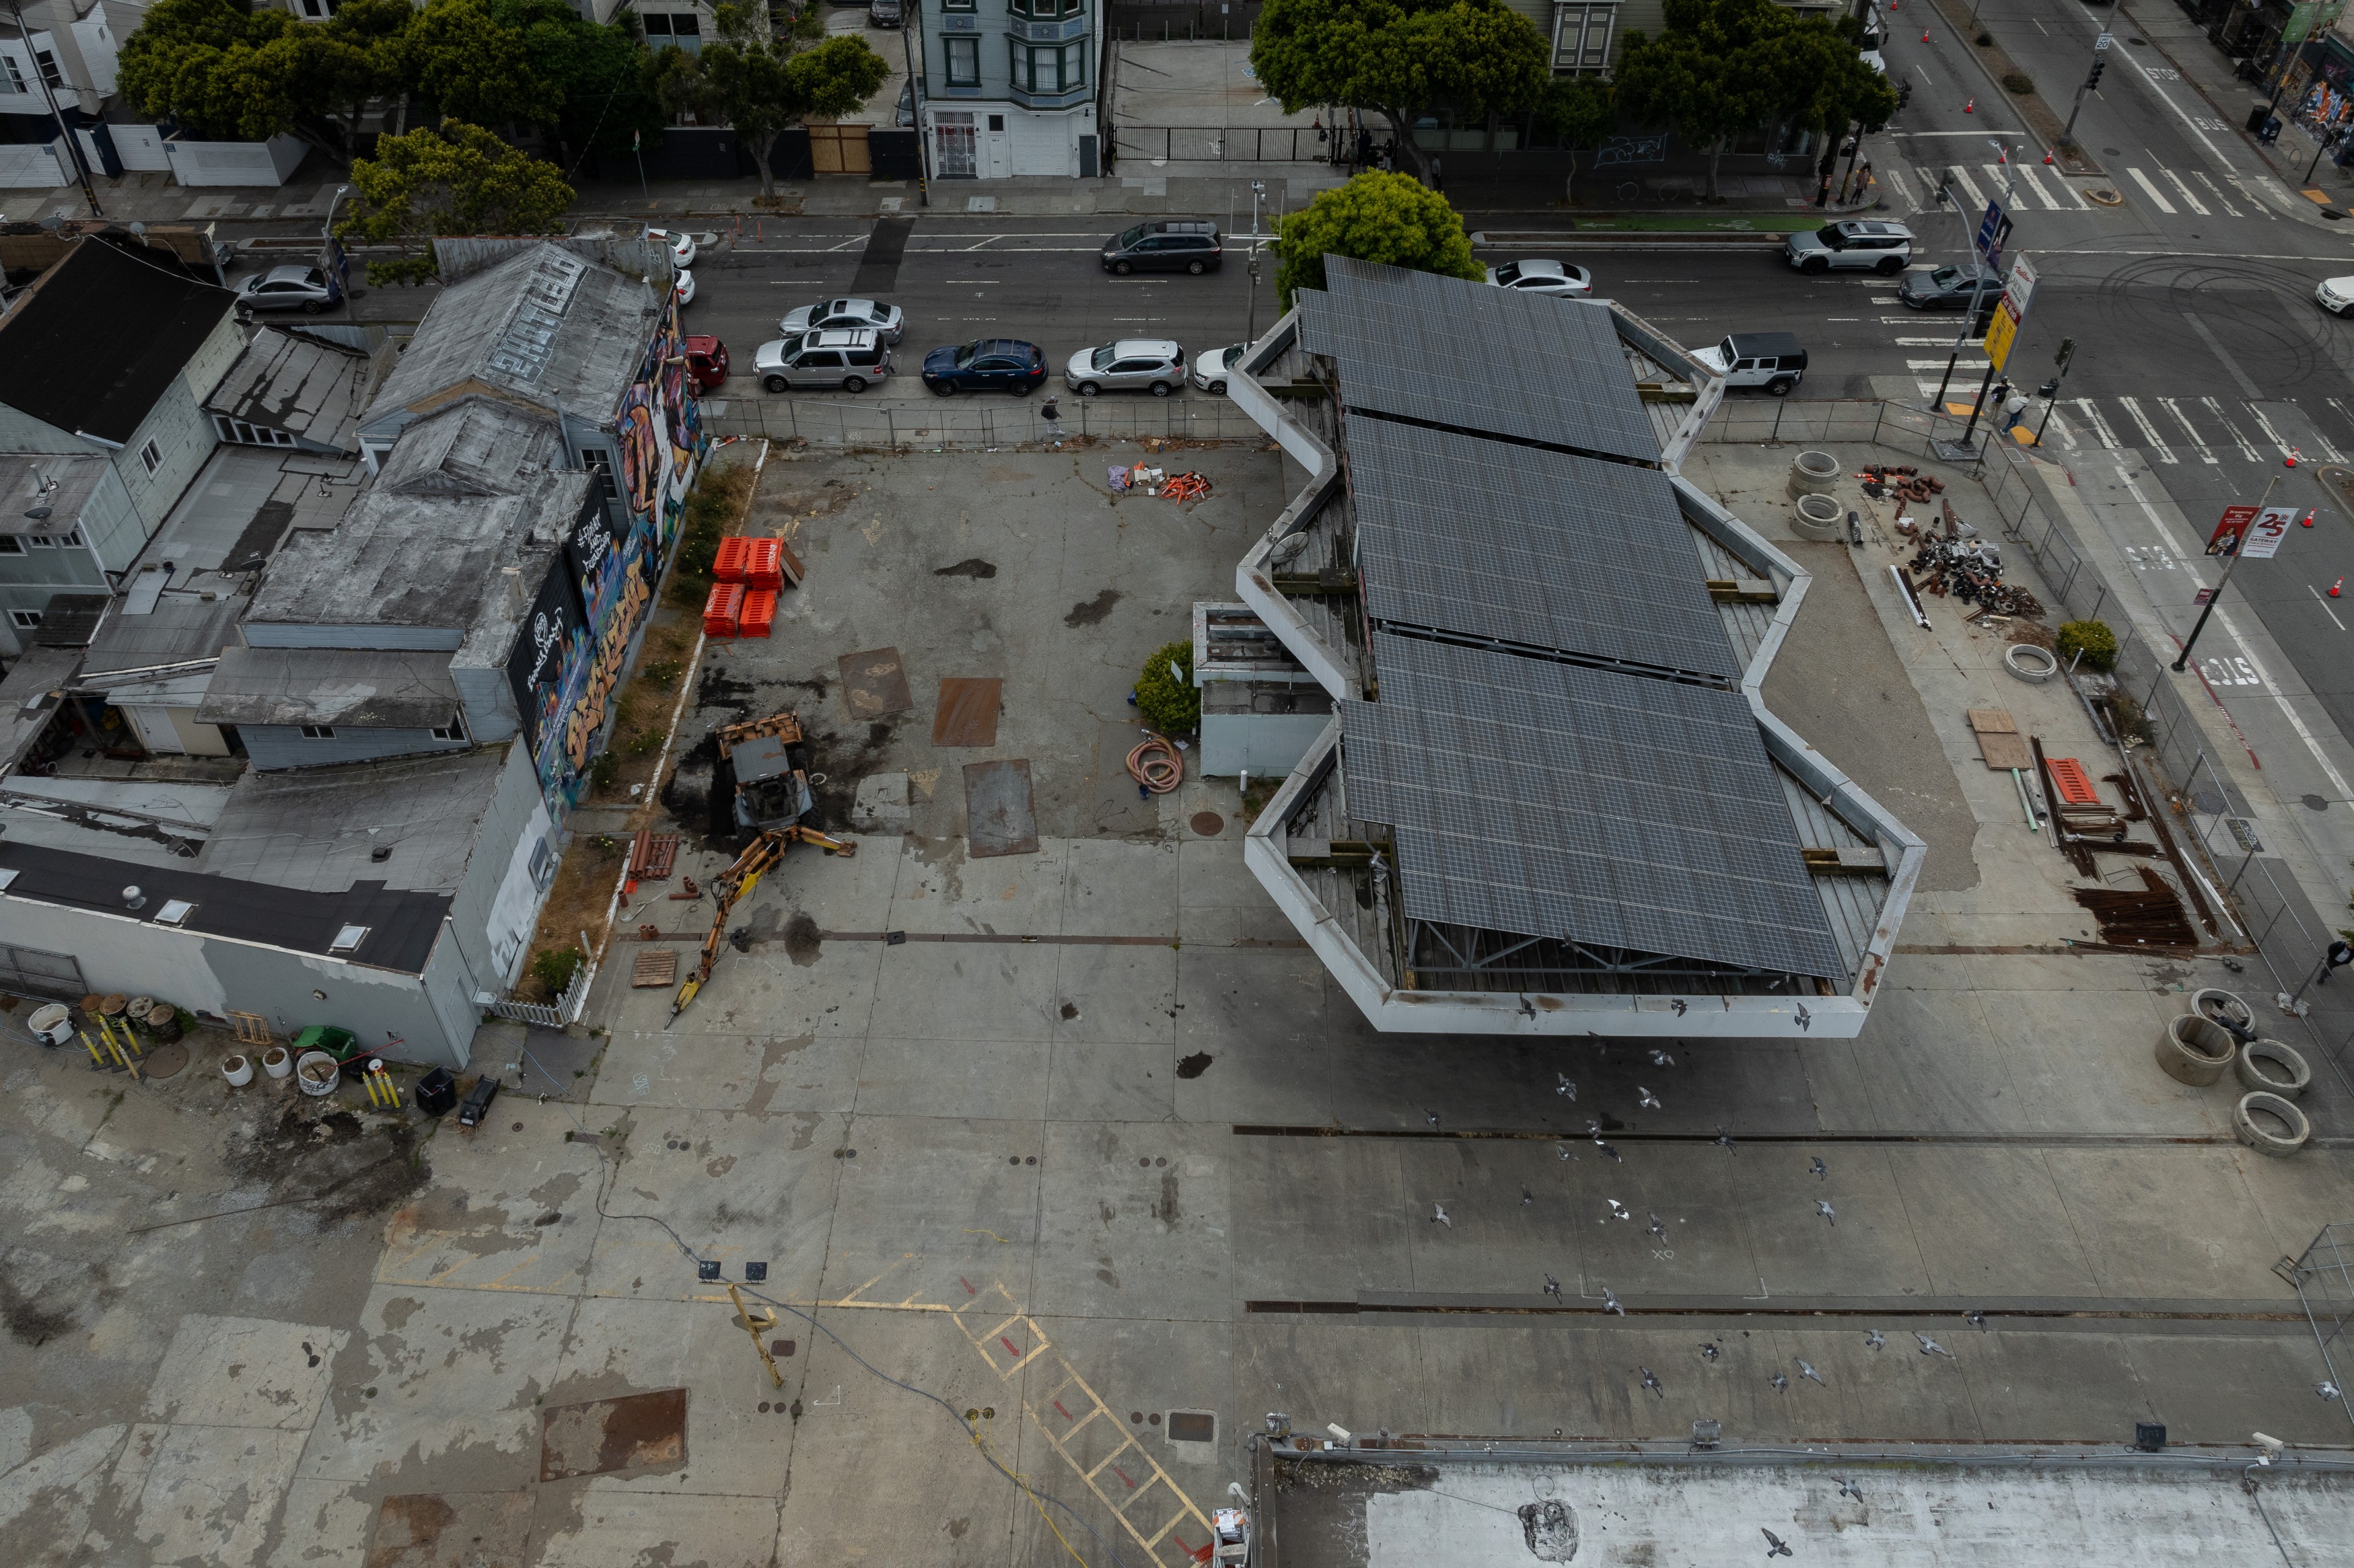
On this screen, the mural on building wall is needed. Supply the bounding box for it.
[524,295,707,811]
[506,555,588,791]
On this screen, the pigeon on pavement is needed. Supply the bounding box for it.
[1699,1341,1721,1361]
[1798,1360,1825,1386]
[1637,1086,1663,1110]
[1596,1141,1623,1163]
[1556,1144,1576,1162]
[1916,1332,1953,1358]
[1838,1479,1864,1502]
[1518,996,1537,1021]
[1865,1329,1886,1350]
[1669,1000,1687,1018]
[1716,1127,1737,1154]
[1770,1372,1789,1390]
[1523,1187,1536,1207]
[1607,1198,1631,1221]
[2320,1380,2343,1401]
[1810,1157,1827,1180]
[1556,1073,1576,1100]
[1650,1046,1676,1068]
[1431,1203,1452,1228]
[1965,1311,1987,1330]
[1425,1109,1441,1128]
[1647,1211,1666,1238]
[1816,1200,1836,1227]
[1602,1288,1625,1315]
[1542,1274,1563,1302]
[1762,1529,1793,1559]
[1640,1366,1664,1398]
[1794,1002,1813,1032]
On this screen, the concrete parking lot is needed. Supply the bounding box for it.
[3,435,2352,1567]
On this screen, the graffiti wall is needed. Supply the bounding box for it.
[521,293,708,812]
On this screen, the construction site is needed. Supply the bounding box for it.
[3,264,2353,1566]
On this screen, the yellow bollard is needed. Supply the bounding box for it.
[76,1029,106,1070]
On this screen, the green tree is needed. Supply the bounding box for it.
[1533,75,1614,205]
[492,0,669,164]
[1272,171,1481,308]
[309,0,414,154]
[116,0,310,143]
[688,4,889,203]
[337,119,574,285]
[1250,0,1549,183]
[407,0,561,130]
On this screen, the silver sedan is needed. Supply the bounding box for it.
[1063,338,1186,397]
[780,297,905,343]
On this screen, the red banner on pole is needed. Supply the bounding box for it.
[2207,504,2258,555]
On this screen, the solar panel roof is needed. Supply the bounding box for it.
[1343,634,1846,979]
[1314,257,1659,462]
[1347,421,1739,680]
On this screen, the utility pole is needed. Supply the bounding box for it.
[901,10,930,206]
[2033,335,2075,445]
[2064,32,2111,140]
[1930,146,2016,414]
[7,0,101,219]
[2173,472,2282,672]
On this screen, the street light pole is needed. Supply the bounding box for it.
[1931,145,2017,417]
[2172,471,2282,672]
[7,0,101,218]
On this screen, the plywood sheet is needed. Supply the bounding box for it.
[932,677,1003,747]
[837,647,912,718]
[964,759,1038,858]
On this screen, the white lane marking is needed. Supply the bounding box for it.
[2073,398,2122,448]
[2310,583,2349,632]
[2203,396,2261,460]
[2009,163,2064,210]
[2117,396,2177,463]
[2157,398,2219,464]
[1908,358,1990,370]
[2329,397,2354,439]
[2193,170,2241,217]
[1948,166,1988,208]
[2127,167,2178,214]
[2245,404,2297,462]
[1895,336,1970,345]
[2161,167,2211,215]
[2129,57,2234,164]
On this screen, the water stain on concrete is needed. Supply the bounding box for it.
[934,558,999,579]
[1064,588,1122,628]
[783,913,823,967]
[1176,1052,1213,1079]
[705,1155,737,1178]
[786,1111,822,1152]
[1157,1171,1180,1227]
[538,1387,688,1482]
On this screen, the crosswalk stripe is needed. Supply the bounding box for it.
[2202,396,2260,460]
[1884,167,1918,210]
[2225,173,2277,217]
[2245,405,2295,461]
[2157,397,2220,464]
[2312,428,2348,463]
[2008,164,2063,210]
[2117,397,2177,463]
[2161,167,2211,216]
[2193,170,2241,218]
[2073,398,2122,449]
[1906,359,1990,369]
[1947,165,1988,208]
[2126,167,2177,214]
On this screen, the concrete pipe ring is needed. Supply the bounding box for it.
[2192,986,2256,1040]
[2003,644,2059,683]
[2155,1013,2236,1087]
[2234,1038,2313,1099]
[1792,493,1843,540]
[2233,1090,2311,1156]
[1788,450,1842,500]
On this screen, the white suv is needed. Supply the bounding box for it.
[756,329,892,392]
[1783,219,1913,276]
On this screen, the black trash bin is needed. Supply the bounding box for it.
[416,1067,458,1117]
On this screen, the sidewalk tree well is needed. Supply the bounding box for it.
[1272,171,1482,307]
[668,5,888,202]
[1534,75,1614,204]
[1249,0,1550,183]
[337,119,573,286]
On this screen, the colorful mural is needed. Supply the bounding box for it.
[523,293,710,812]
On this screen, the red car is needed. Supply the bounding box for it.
[685,335,729,390]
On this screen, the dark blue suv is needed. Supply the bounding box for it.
[921,339,1047,396]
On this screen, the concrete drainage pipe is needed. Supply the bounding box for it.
[1788,451,1842,500]
[2234,1038,2312,1098]
[2003,644,2059,683]
[2192,986,2255,1040]
[2233,1090,2311,1156]
[1792,493,1843,539]
[2156,1013,2238,1086]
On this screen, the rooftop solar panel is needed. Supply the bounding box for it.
[1347,421,1738,680]
[1343,634,1846,979]
[1318,258,1658,462]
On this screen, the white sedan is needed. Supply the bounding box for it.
[2317,276,2354,317]
[647,227,698,268]
[1486,259,1593,297]
[674,270,695,306]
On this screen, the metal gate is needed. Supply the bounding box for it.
[808,123,872,175]
[0,943,86,1001]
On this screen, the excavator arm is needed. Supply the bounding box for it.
[670,824,858,1020]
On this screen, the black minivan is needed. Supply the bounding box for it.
[1101,221,1222,275]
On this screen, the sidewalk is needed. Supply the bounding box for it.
[2118,0,2354,219]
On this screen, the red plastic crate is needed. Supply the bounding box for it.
[743,536,784,592]
[702,582,744,637]
[739,589,777,638]
[712,537,750,584]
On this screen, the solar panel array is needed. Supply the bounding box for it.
[1316,256,1659,462]
[1343,636,1847,979]
[1347,421,1738,680]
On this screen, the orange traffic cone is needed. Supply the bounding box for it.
[2043,149,2054,165]
[1965,97,1976,113]
[1997,147,2008,164]
[2303,510,2317,527]
[2287,447,2303,468]
[2330,576,2343,598]
[1922,27,1930,38]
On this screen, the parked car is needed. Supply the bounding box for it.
[756,328,892,392]
[780,296,904,343]
[2316,275,2354,317]
[1065,339,1186,397]
[1100,220,1222,275]
[1485,259,1593,298]
[1783,219,1913,275]
[869,0,902,23]
[1692,332,1808,397]
[1898,261,2002,311]
[685,335,729,390]
[647,227,697,268]
[674,270,696,307]
[235,264,341,314]
[921,338,1047,395]
[1191,341,1250,395]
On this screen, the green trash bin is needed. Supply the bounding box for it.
[291,1025,362,1064]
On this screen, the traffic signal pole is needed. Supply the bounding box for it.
[2065,32,2111,140]
[2172,472,2282,673]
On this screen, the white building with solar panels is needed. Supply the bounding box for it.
[1218,258,1922,1038]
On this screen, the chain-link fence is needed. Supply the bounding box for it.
[1709,398,2351,1090]
[702,395,1268,450]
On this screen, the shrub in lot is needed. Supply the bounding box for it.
[2003,70,2035,94]
[533,946,584,994]
[1136,639,1200,736]
[2057,618,2119,670]
[1273,172,1483,308]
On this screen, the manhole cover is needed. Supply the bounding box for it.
[2304,794,2331,811]
[1190,811,1225,837]
[141,1041,188,1080]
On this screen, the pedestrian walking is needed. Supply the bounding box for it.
[1041,394,1064,448]
[1429,155,1443,191]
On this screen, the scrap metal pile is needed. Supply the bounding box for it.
[1858,463,1946,504]
[1906,537,2045,616]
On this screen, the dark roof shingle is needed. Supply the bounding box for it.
[0,239,236,444]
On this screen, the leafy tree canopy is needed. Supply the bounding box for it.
[1272,170,1481,307]
[116,0,310,142]
[337,118,574,285]
[1250,0,1548,180]
[671,5,889,201]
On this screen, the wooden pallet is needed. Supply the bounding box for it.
[631,948,679,988]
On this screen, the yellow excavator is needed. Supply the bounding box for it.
[670,823,856,1021]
